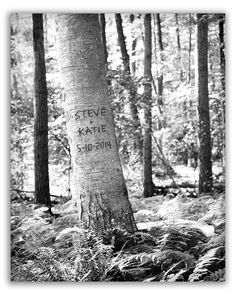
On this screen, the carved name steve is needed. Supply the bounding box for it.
[75,107,107,120]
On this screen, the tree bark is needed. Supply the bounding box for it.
[218,13,225,167]
[129,14,137,75]
[32,14,51,207]
[99,14,108,68]
[115,14,131,74]
[155,13,165,129]
[196,14,213,194]
[57,14,136,233]
[143,14,153,198]
[188,13,192,83]
[156,13,164,100]
[115,13,142,155]
[218,14,225,93]
[175,14,183,82]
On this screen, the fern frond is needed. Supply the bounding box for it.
[55,227,83,241]
[207,232,225,248]
[189,246,225,281]
[203,268,225,281]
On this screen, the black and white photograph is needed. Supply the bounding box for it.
[10,12,226,283]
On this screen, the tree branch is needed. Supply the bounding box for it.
[49,129,71,157]
[11,188,68,199]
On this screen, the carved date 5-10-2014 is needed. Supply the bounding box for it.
[77,141,112,153]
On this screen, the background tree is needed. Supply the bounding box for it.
[99,14,109,69]
[218,14,225,93]
[32,13,51,207]
[196,14,213,194]
[143,14,153,198]
[129,14,137,75]
[175,13,183,82]
[156,14,164,105]
[218,14,225,166]
[115,13,142,155]
[188,13,192,84]
[57,14,136,232]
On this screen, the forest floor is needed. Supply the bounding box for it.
[10,163,225,282]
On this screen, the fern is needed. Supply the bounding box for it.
[12,246,74,281]
[203,268,225,281]
[189,246,225,282]
[107,249,195,281]
[55,227,114,281]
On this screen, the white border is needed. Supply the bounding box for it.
[2,1,236,294]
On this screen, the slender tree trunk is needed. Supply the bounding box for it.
[196,14,213,194]
[188,13,192,83]
[99,14,111,87]
[155,13,165,129]
[218,14,225,167]
[115,13,142,155]
[175,13,183,82]
[115,13,131,74]
[219,14,225,93]
[32,14,51,207]
[156,13,164,100]
[143,14,153,198]
[99,14,108,68]
[129,14,137,75]
[57,14,136,232]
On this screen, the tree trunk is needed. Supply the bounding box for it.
[129,14,137,75]
[143,14,153,198]
[115,13,142,155]
[188,13,192,83]
[99,14,108,68]
[218,14,225,93]
[196,14,213,194]
[218,13,225,167]
[155,13,165,129]
[175,14,183,82]
[115,13,131,74]
[156,13,164,100]
[57,14,136,233]
[32,14,51,207]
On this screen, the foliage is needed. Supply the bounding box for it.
[11,189,225,282]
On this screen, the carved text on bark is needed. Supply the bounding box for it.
[75,107,107,120]
[73,105,113,153]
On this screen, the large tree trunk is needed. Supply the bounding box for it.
[57,14,136,233]
[32,14,51,207]
[196,14,213,194]
[115,13,142,155]
[143,14,153,198]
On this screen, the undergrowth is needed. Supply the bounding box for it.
[11,191,225,282]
